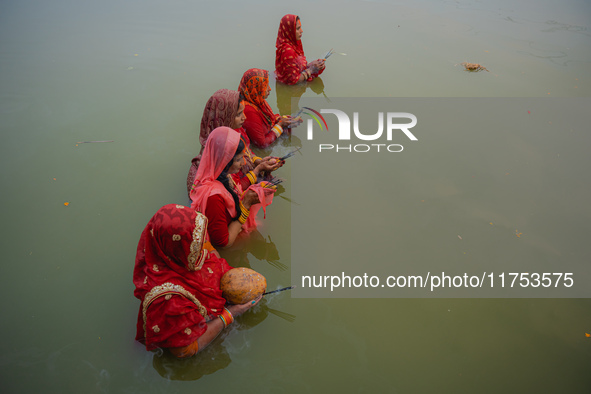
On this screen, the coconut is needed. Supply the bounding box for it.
[221,267,267,304]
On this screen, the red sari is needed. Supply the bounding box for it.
[133,204,232,352]
[275,14,323,85]
[238,68,283,148]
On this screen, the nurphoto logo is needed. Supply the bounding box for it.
[304,109,418,153]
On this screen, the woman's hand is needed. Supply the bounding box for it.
[278,116,291,128]
[308,59,326,73]
[264,156,285,167]
[286,116,303,127]
[255,158,282,173]
[185,295,263,356]
[226,295,262,317]
[241,189,260,209]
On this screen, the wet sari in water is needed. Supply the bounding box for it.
[238,68,283,148]
[133,204,232,352]
[275,14,323,85]
[190,127,274,246]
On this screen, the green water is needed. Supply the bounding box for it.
[1,0,590,392]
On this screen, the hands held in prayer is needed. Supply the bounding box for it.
[279,116,303,128]
[307,59,326,74]
[226,295,262,316]
[242,189,260,209]
[256,157,284,172]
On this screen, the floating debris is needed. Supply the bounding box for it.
[460,62,489,72]
[64,202,70,206]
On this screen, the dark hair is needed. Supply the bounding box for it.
[216,139,245,220]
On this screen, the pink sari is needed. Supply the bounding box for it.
[190,127,275,233]
[190,127,274,234]
[187,89,241,195]
[190,127,240,217]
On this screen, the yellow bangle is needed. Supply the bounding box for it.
[238,202,250,224]
[246,171,257,185]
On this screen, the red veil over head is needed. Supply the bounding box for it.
[133,204,232,350]
[190,127,241,217]
[276,14,304,57]
[275,14,308,85]
[238,68,280,127]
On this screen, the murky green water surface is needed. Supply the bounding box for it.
[1,0,590,392]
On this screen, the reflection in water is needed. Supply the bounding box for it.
[220,229,286,271]
[275,77,326,116]
[151,301,270,380]
[267,307,296,323]
[152,345,231,381]
[269,77,326,157]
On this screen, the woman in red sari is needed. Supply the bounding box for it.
[275,14,326,85]
[133,204,261,358]
[238,68,301,148]
[190,127,275,248]
[186,89,281,195]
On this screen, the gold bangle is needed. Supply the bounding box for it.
[246,171,257,185]
[238,202,250,224]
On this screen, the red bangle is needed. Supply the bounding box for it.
[219,307,234,328]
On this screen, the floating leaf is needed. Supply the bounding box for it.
[585,333,590,337]
[64,202,70,206]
